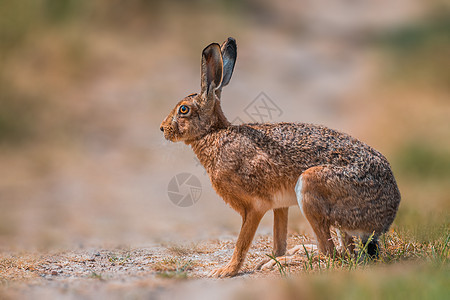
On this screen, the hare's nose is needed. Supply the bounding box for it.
[160,126,164,132]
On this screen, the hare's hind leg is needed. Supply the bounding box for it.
[297,167,337,256]
[298,164,393,257]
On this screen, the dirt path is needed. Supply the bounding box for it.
[2,234,318,299]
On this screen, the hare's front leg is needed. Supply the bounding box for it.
[208,208,265,278]
[256,207,290,271]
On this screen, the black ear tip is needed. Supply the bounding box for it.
[227,38,237,50]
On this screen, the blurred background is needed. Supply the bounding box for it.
[0,0,449,250]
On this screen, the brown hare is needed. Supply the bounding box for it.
[160,37,401,277]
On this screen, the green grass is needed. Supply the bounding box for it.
[259,229,449,299]
[266,253,290,277]
[267,228,449,276]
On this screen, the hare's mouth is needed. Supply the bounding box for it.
[163,132,175,142]
[162,129,179,142]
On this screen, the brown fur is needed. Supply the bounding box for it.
[160,38,401,277]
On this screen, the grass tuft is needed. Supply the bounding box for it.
[153,257,194,279]
[268,228,449,279]
[107,252,131,265]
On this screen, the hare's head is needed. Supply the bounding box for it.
[160,38,237,143]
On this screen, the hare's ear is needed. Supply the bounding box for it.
[200,43,223,105]
[219,37,237,89]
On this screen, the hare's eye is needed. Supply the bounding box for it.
[179,105,190,115]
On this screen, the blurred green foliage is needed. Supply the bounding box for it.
[379,9,450,89]
[42,0,83,23]
[0,83,37,145]
[0,0,147,57]
[0,0,246,146]
[0,0,89,145]
[393,142,450,180]
[0,1,37,56]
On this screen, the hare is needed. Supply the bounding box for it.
[160,37,401,277]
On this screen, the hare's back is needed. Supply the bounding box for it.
[239,122,389,171]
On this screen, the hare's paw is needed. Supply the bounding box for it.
[256,258,272,270]
[256,244,319,271]
[207,264,239,278]
[256,256,293,271]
